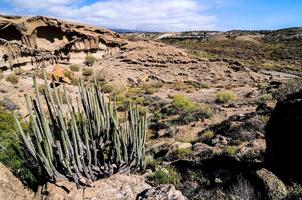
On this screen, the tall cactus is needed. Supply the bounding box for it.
[13,70,147,185]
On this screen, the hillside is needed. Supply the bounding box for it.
[125,28,302,73]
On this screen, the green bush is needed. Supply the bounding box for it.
[84,54,96,66]
[145,155,158,170]
[70,64,81,72]
[216,90,237,104]
[100,84,115,93]
[172,95,197,112]
[170,148,193,160]
[150,167,181,186]
[64,70,79,85]
[202,130,215,140]
[258,93,273,103]
[82,68,93,77]
[0,111,43,188]
[5,73,19,84]
[225,146,238,156]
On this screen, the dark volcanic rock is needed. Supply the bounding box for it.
[265,90,302,180]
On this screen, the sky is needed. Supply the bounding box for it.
[0,0,302,32]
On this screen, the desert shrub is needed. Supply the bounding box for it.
[82,68,93,77]
[84,54,96,66]
[258,82,269,93]
[201,130,215,141]
[185,80,209,89]
[169,148,193,160]
[216,90,237,104]
[0,97,19,110]
[171,82,194,93]
[229,175,259,200]
[150,167,181,186]
[287,183,302,199]
[225,146,238,156]
[166,125,177,138]
[100,84,115,93]
[5,73,19,84]
[172,95,197,112]
[199,103,215,118]
[145,155,158,170]
[141,83,162,95]
[70,64,81,72]
[0,111,43,188]
[186,169,209,185]
[256,115,270,124]
[258,93,273,103]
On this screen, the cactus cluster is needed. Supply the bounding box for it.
[13,71,147,185]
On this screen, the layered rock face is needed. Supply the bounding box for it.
[0,15,123,69]
[265,90,302,180]
[0,163,39,200]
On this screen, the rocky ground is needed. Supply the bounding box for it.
[0,15,302,200]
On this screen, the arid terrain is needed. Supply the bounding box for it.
[0,15,302,200]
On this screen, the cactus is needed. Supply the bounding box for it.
[13,70,147,186]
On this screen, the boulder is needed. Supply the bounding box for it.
[42,174,151,200]
[0,163,39,200]
[256,168,287,200]
[137,184,188,200]
[265,90,302,180]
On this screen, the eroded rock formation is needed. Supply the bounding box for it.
[0,15,123,69]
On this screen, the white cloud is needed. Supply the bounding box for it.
[5,0,217,31]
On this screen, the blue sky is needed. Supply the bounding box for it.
[0,0,301,31]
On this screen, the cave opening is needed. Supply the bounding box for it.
[0,24,22,41]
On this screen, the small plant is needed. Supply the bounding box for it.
[258,82,269,93]
[256,115,270,124]
[229,175,259,200]
[172,95,197,112]
[166,125,177,138]
[216,90,237,104]
[150,167,181,186]
[145,155,158,170]
[5,73,19,84]
[84,54,96,66]
[225,146,238,156]
[70,64,81,72]
[202,130,215,141]
[171,82,194,93]
[170,148,193,160]
[258,93,273,103]
[0,97,19,110]
[82,67,93,77]
[100,84,115,93]
[199,103,215,118]
[0,110,43,187]
[64,70,78,85]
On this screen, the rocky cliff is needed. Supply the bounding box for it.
[0,15,123,70]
